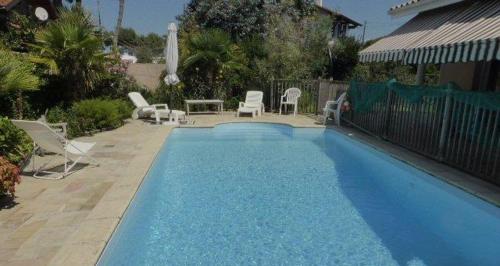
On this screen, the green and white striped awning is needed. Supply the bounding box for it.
[359,0,500,65]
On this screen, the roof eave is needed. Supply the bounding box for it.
[315,4,362,27]
[0,0,22,11]
[388,0,464,18]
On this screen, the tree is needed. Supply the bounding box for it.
[328,37,362,80]
[118,27,139,47]
[255,9,310,80]
[0,12,37,52]
[31,8,106,103]
[178,0,266,40]
[182,29,248,99]
[0,49,40,118]
[113,0,126,50]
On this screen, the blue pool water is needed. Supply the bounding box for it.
[99,123,500,265]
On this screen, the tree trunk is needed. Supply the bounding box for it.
[75,0,82,7]
[113,0,125,52]
[15,91,23,119]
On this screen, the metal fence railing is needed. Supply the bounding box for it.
[268,79,348,114]
[344,81,500,185]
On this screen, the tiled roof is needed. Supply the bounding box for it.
[0,0,20,9]
[315,4,361,27]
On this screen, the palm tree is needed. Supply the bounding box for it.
[30,8,106,102]
[183,29,248,96]
[0,50,40,118]
[113,0,125,51]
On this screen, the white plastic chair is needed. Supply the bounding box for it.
[323,92,346,126]
[279,88,301,116]
[238,91,264,117]
[128,92,170,124]
[11,120,99,180]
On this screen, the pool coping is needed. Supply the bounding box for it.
[46,124,173,266]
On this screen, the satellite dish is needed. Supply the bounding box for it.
[35,7,49,21]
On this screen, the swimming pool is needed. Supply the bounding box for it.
[99,123,500,265]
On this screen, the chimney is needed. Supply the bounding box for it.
[315,0,323,7]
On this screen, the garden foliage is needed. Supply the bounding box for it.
[0,117,33,165]
[46,99,132,138]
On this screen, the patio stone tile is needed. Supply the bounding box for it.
[0,213,33,230]
[3,220,47,249]
[0,248,18,262]
[100,184,137,202]
[49,241,106,266]
[8,245,61,266]
[85,199,129,220]
[69,218,119,244]
[21,225,78,248]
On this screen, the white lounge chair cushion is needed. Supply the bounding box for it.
[66,140,96,155]
[238,106,258,113]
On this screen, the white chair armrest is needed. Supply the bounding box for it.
[239,102,245,108]
[47,122,68,137]
[151,104,168,110]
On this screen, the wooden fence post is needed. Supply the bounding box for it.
[316,79,322,115]
[270,80,274,112]
[438,85,453,160]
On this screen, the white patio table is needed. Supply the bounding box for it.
[184,99,224,116]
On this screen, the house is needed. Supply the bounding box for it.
[121,52,138,64]
[359,0,499,92]
[314,0,361,38]
[266,0,361,38]
[0,0,61,23]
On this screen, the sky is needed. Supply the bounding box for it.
[83,0,412,41]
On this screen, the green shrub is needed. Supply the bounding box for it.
[46,99,132,138]
[0,117,33,165]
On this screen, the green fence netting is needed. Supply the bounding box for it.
[349,80,500,112]
[348,81,388,112]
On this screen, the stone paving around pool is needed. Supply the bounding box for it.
[0,112,498,266]
[0,113,323,266]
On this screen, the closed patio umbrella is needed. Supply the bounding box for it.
[164,22,180,85]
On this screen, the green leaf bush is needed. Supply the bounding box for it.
[0,117,33,165]
[47,99,132,138]
[0,118,31,197]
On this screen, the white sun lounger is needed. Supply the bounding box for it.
[128,92,170,124]
[238,91,264,117]
[12,120,99,180]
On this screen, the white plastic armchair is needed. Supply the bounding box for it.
[279,88,301,116]
[323,92,346,126]
[239,91,264,116]
[128,92,170,123]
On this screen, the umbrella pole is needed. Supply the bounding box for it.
[169,84,173,109]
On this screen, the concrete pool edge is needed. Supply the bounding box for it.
[94,129,173,265]
[47,126,173,266]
